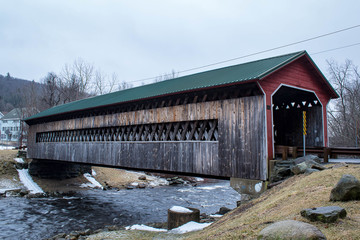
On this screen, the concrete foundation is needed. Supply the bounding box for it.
[230,178,267,196]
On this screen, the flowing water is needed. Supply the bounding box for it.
[0,181,240,240]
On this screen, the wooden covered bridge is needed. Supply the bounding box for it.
[25,51,338,192]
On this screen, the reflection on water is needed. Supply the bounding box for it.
[0,181,240,240]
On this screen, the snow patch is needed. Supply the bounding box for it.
[91,169,97,176]
[14,158,25,164]
[17,169,44,194]
[170,221,212,234]
[147,177,169,187]
[125,224,167,232]
[0,146,15,150]
[83,173,103,189]
[194,177,204,182]
[0,188,21,194]
[170,206,193,213]
[209,214,223,218]
[124,170,169,186]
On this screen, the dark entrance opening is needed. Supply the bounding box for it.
[272,86,323,148]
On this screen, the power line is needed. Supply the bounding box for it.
[122,24,360,84]
[311,42,360,55]
[91,24,360,89]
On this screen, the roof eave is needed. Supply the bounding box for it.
[25,79,259,124]
[258,51,339,99]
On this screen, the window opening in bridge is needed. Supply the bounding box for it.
[36,119,219,143]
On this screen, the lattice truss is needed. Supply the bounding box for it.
[36,119,219,143]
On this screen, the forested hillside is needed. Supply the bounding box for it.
[0,73,42,113]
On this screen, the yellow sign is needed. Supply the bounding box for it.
[303,111,307,135]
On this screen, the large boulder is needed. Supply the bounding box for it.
[294,155,322,165]
[291,162,308,175]
[258,220,326,240]
[330,174,360,201]
[291,158,326,175]
[300,206,347,223]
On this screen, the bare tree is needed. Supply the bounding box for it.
[93,71,121,95]
[154,69,178,83]
[60,58,94,102]
[327,60,360,147]
[40,72,61,109]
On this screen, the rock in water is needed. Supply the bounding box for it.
[258,220,326,240]
[300,206,347,223]
[138,175,146,180]
[216,207,231,215]
[330,174,360,201]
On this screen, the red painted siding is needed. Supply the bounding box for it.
[259,56,332,159]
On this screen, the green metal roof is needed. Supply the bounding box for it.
[25,51,314,122]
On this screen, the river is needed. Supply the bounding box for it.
[0,180,240,240]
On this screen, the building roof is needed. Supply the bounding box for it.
[25,51,337,122]
[1,108,22,120]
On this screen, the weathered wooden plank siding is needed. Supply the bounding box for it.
[27,95,266,180]
[31,142,218,176]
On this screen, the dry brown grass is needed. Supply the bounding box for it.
[0,149,19,175]
[189,165,360,240]
[92,166,145,188]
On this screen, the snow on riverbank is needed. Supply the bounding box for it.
[125,221,212,234]
[17,169,44,194]
[0,146,15,150]
[125,170,169,187]
[82,173,103,189]
[125,224,167,232]
[14,158,25,163]
[170,221,212,234]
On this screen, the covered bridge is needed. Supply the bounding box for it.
[25,51,338,188]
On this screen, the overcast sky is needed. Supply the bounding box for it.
[1,0,359,87]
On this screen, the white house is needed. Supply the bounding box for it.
[0,108,23,144]
[0,111,4,140]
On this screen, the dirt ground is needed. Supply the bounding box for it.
[0,150,22,190]
[0,150,167,194]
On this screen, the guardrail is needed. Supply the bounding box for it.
[275,145,360,163]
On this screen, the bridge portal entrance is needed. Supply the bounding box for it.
[272,85,324,148]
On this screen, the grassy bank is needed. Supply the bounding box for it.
[190,164,360,239]
[84,164,360,240]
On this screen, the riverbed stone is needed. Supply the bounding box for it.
[258,220,326,240]
[330,174,360,201]
[300,206,347,223]
[216,207,231,215]
[138,175,146,180]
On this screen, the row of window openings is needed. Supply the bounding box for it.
[2,127,20,131]
[273,100,319,110]
[36,120,219,143]
[1,134,18,139]
[1,120,19,124]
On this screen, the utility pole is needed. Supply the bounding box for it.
[303,111,307,156]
